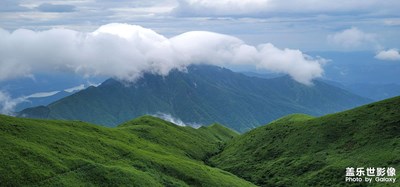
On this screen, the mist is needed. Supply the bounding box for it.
[152,113,202,128]
[0,91,26,115]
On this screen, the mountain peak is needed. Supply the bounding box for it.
[19,65,370,132]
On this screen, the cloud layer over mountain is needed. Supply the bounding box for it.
[0,23,325,85]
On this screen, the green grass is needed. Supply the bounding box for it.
[210,96,400,186]
[0,115,253,186]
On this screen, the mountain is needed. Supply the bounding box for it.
[344,83,400,101]
[15,91,72,111]
[0,114,254,186]
[3,96,398,186]
[19,65,371,132]
[307,51,400,85]
[210,96,400,186]
[0,72,105,98]
[318,80,400,101]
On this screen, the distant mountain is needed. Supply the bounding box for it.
[19,65,371,132]
[344,83,400,101]
[240,71,283,79]
[15,91,72,111]
[0,72,105,98]
[0,114,253,186]
[210,96,400,186]
[307,51,400,85]
[318,80,400,101]
[0,73,104,113]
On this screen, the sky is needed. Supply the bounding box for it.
[1,0,399,51]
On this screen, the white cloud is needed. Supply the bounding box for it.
[87,81,101,87]
[152,112,187,126]
[0,91,26,115]
[27,91,60,98]
[0,23,325,85]
[327,27,376,48]
[65,84,85,93]
[384,19,400,26]
[152,112,202,128]
[375,49,400,61]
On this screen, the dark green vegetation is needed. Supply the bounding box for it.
[210,96,400,186]
[0,115,255,186]
[19,65,370,132]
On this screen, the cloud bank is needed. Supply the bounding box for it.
[375,49,400,61]
[0,23,325,85]
[327,27,376,49]
[65,84,85,93]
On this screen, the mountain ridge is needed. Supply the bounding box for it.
[210,96,400,186]
[0,113,252,186]
[19,65,371,132]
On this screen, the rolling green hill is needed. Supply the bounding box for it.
[2,97,399,186]
[19,65,370,132]
[0,115,254,186]
[210,96,400,186]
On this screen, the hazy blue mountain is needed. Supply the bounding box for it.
[248,50,400,101]
[308,51,400,85]
[240,71,283,79]
[344,83,400,101]
[0,73,106,114]
[14,91,72,112]
[318,79,400,101]
[19,65,371,132]
[0,72,105,97]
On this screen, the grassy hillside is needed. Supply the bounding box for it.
[0,115,253,186]
[210,96,400,186]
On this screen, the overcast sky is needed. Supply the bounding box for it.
[1,0,400,51]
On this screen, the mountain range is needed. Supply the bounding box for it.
[19,65,371,132]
